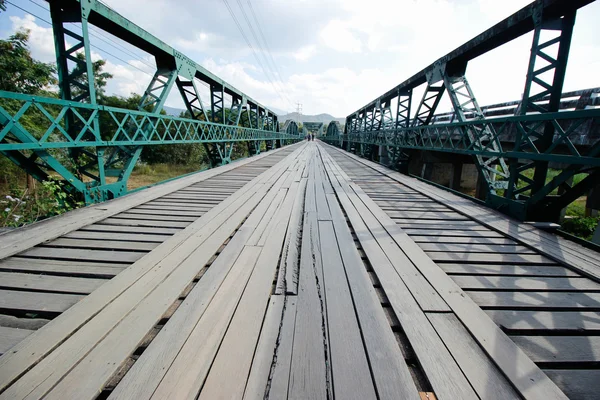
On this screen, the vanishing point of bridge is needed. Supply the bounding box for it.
[0,0,599,399]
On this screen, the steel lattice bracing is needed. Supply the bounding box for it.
[0,0,298,204]
[325,0,599,222]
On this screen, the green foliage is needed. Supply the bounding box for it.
[561,217,599,241]
[1,177,82,228]
[72,52,113,98]
[0,30,57,94]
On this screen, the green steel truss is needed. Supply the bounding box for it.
[0,0,301,204]
[324,0,599,221]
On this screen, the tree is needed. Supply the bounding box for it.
[72,52,113,100]
[0,30,57,94]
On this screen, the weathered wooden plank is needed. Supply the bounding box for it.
[440,263,578,277]
[385,210,469,220]
[243,296,285,400]
[111,213,198,222]
[427,313,520,400]
[125,208,204,217]
[318,221,377,399]
[79,224,180,235]
[320,144,569,399]
[0,289,83,314]
[544,369,600,400]
[110,238,260,400]
[0,257,125,278]
[340,146,600,282]
[419,242,535,254]
[512,335,600,362]
[0,272,107,295]
[18,247,143,264]
[288,213,328,400]
[100,218,190,229]
[453,276,600,291]
[0,145,306,396]
[63,231,171,243]
[486,310,600,332]
[326,192,420,400]
[323,156,476,399]
[410,236,515,245]
[0,327,33,355]
[428,252,553,264]
[403,228,503,237]
[199,184,300,400]
[267,297,297,400]
[468,291,600,309]
[0,145,295,260]
[44,238,157,252]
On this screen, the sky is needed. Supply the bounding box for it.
[1,0,599,118]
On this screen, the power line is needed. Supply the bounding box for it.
[221,0,293,109]
[7,1,155,78]
[246,1,291,103]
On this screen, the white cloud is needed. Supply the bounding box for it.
[294,45,317,61]
[9,15,55,62]
[320,20,362,53]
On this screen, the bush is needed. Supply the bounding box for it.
[0,177,82,228]
[561,217,599,241]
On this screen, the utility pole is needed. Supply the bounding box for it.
[296,102,302,124]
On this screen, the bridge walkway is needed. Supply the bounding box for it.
[0,141,598,399]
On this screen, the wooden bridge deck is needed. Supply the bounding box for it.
[0,141,598,399]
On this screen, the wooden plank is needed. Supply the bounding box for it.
[486,310,600,332]
[403,228,503,238]
[0,272,107,295]
[277,179,306,295]
[111,213,198,222]
[468,291,600,309]
[38,198,272,400]
[440,263,578,277]
[243,296,285,400]
[18,247,143,264]
[326,192,420,400]
[63,231,170,243]
[287,213,328,400]
[428,252,553,264]
[419,242,535,254]
[452,276,600,291]
[318,221,377,399]
[267,297,297,400]
[427,313,520,400]
[44,238,157,252]
[0,145,306,395]
[99,218,190,229]
[544,370,600,400]
[0,327,33,355]
[320,143,569,399]
[110,238,260,400]
[0,257,125,278]
[511,335,600,362]
[385,210,469,220]
[79,224,180,235]
[198,183,300,400]
[0,144,297,260]
[339,146,600,282]
[125,208,204,217]
[323,156,476,399]
[410,236,516,245]
[0,289,83,314]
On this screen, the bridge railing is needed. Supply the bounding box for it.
[0,92,297,150]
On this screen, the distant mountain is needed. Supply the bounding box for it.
[279,112,344,125]
[163,106,186,117]
[161,105,344,126]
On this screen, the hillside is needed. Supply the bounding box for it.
[279,112,344,124]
